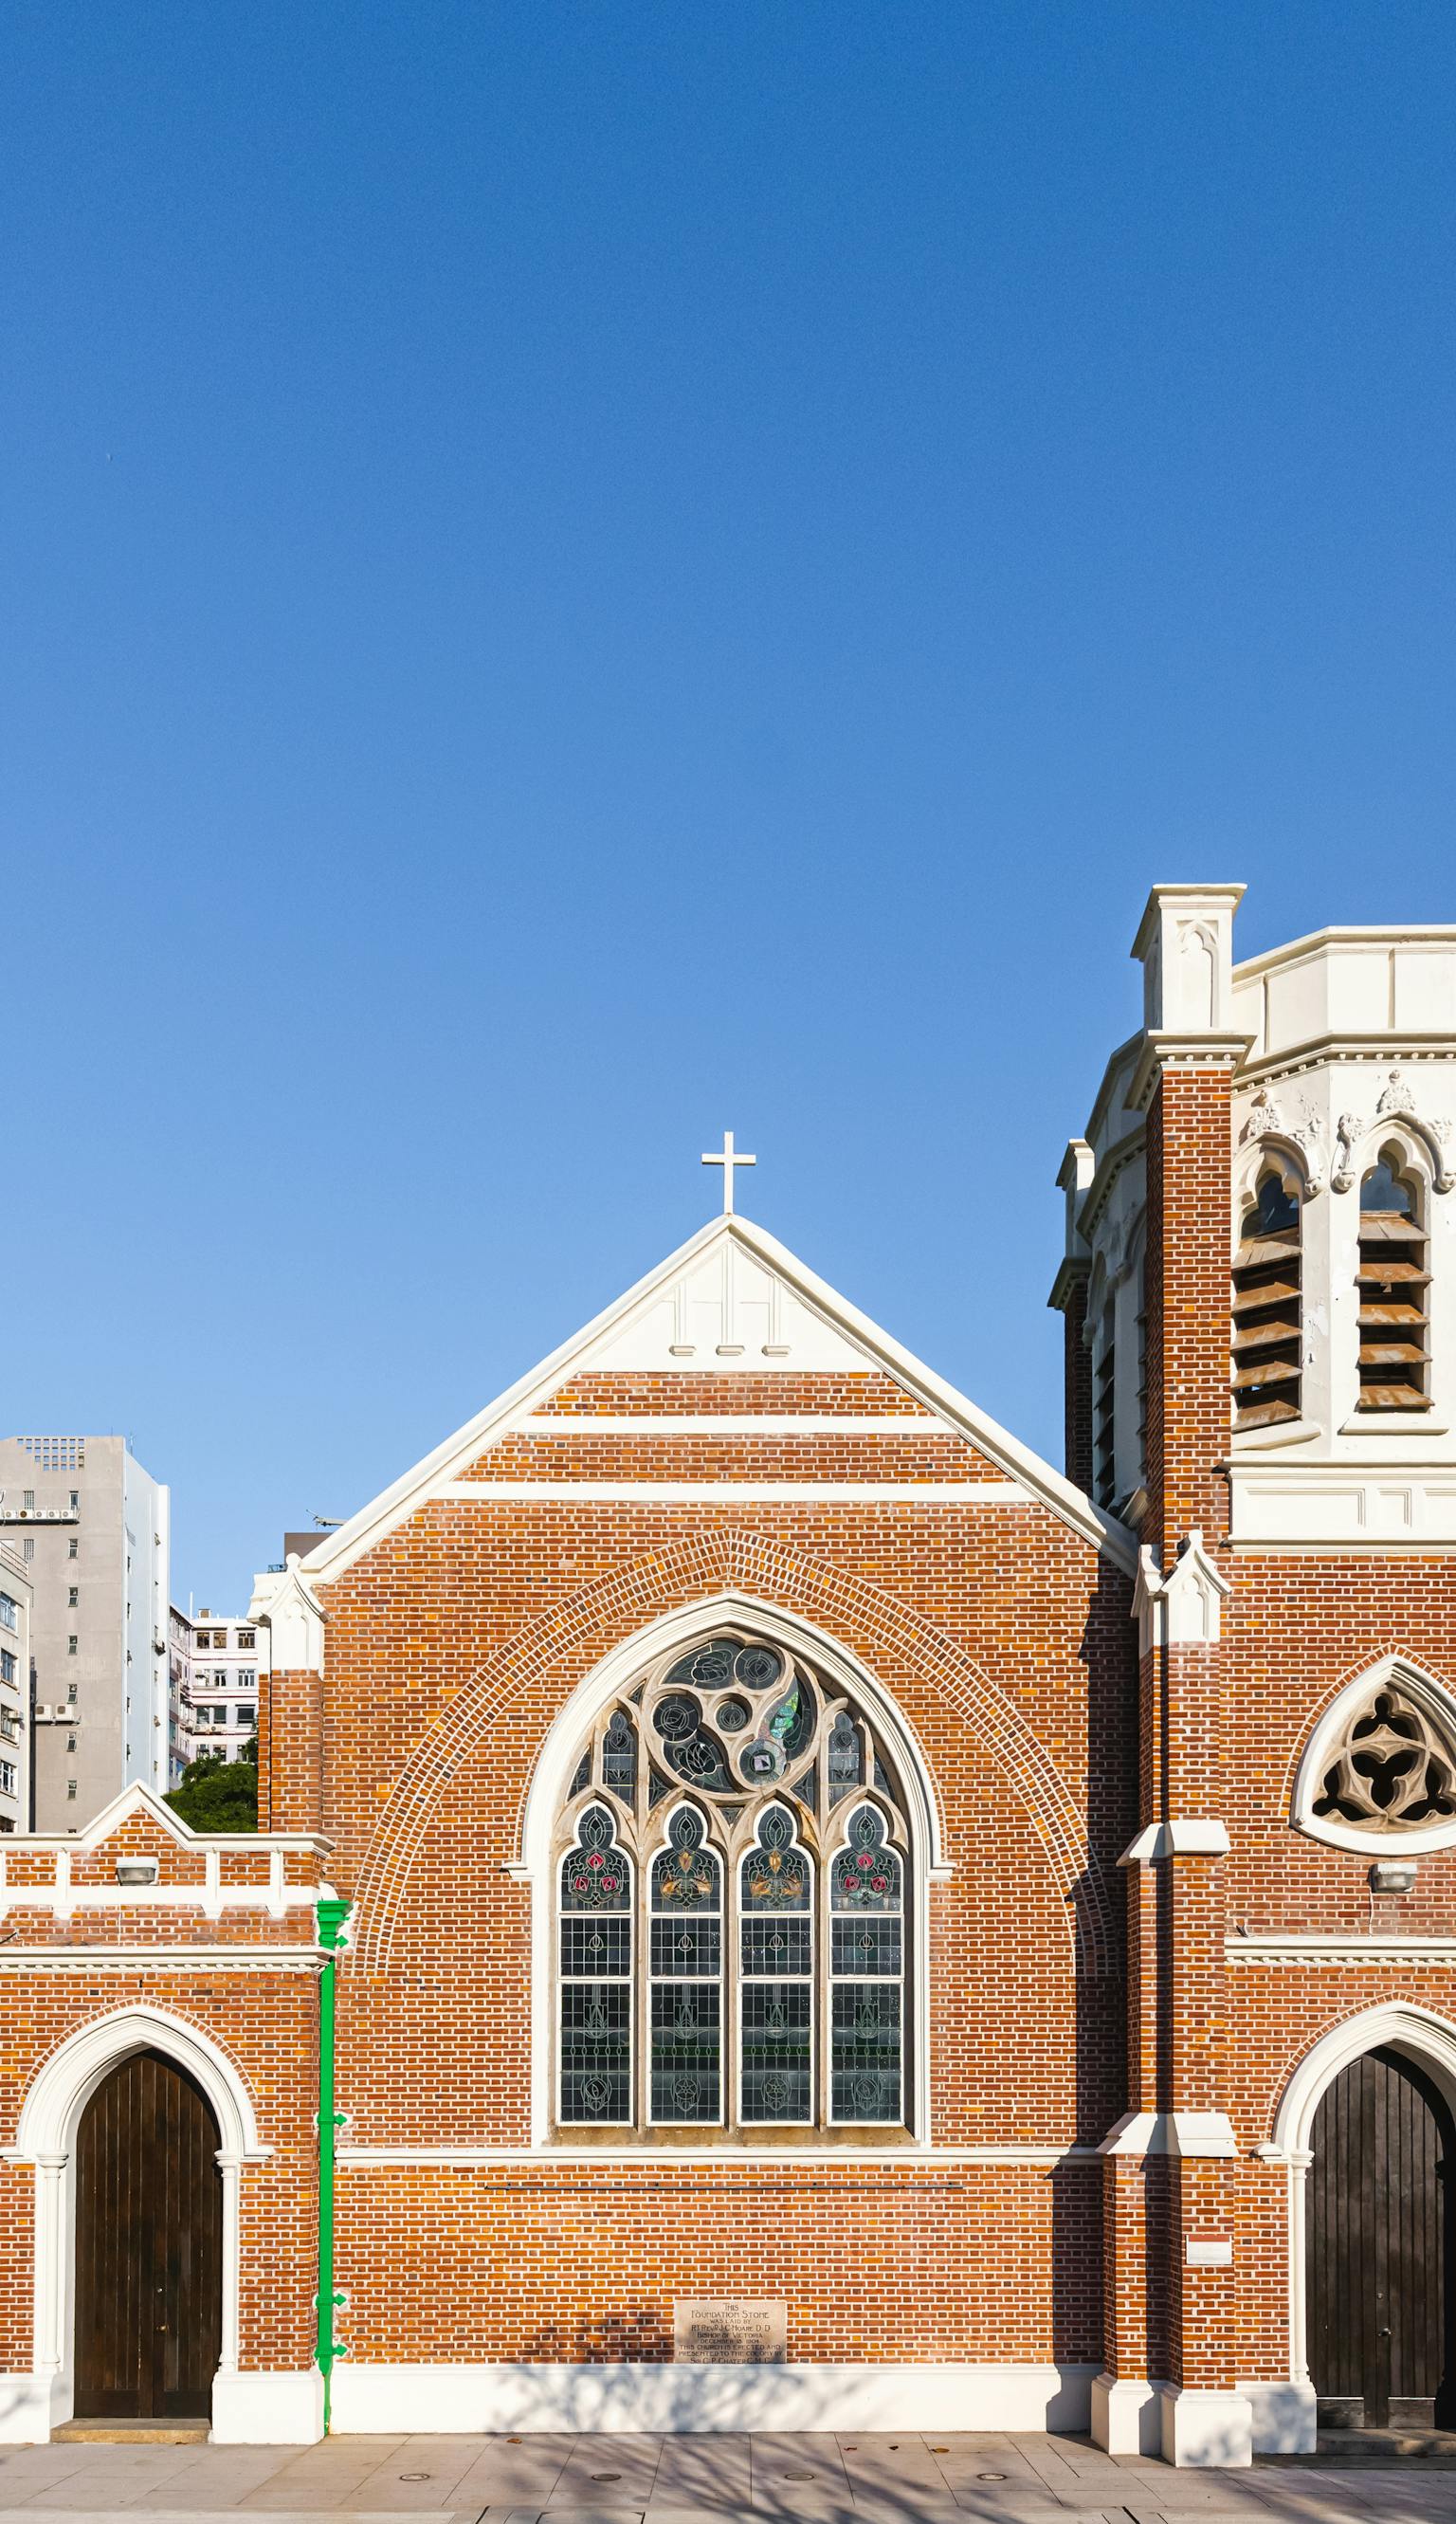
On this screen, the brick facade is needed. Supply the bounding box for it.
[0,886,1451,2466]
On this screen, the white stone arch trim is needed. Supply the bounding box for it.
[6,2004,269,2421]
[1267,2000,1456,2161]
[1291,1653,1456,1856]
[1333,1109,1451,1198]
[519,1591,944,2148]
[1258,2000,1456,2428]
[1231,1134,1314,1242]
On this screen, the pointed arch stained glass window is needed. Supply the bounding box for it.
[558,1804,632,2123]
[649,1808,721,2122]
[552,1632,916,2136]
[829,1805,903,2124]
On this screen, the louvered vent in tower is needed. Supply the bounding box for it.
[1093,1332,1116,1503]
[1231,1168,1301,1429]
[1356,1151,1429,1412]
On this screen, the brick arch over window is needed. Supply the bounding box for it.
[349,1527,1117,1977]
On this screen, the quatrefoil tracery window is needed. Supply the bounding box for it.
[555,1631,912,2134]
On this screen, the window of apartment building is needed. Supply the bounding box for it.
[66,1734,77,1753]
[67,1636,78,1655]
[66,1683,77,1704]
[66,1782,77,1801]
[23,1539,33,1562]
[67,1539,77,1560]
[0,1651,13,1687]
[237,1668,256,1689]
[238,1629,256,1649]
[237,1703,256,1727]
[0,1764,16,1797]
[0,1595,17,1635]
[0,1711,18,1743]
[22,1491,33,1511]
[67,1586,78,1608]
[69,1491,79,1511]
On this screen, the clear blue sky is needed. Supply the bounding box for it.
[6,2,1455,1606]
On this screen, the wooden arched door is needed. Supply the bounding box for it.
[1308,2045,1455,2430]
[74,2050,223,2421]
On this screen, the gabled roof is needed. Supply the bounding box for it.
[263,1214,1137,1587]
[11,1779,322,1853]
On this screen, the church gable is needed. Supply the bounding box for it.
[274,1214,1134,1589]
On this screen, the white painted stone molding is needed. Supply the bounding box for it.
[1119,1819,1230,1865]
[1236,1086,1325,1196]
[250,1554,327,1673]
[1135,1531,1231,1654]
[1099,2111,1238,2159]
[1331,1072,1455,1194]
[1131,885,1246,1035]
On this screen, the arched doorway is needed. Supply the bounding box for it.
[73,2050,223,2421]
[1308,2045,1455,2430]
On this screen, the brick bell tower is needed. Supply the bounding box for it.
[1055,885,1252,2467]
[1056,882,1456,2467]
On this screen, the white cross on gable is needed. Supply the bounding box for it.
[701,1130,756,1215]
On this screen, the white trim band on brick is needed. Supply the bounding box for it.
[516,1417,945,1435]
[434,1480,1028,1504]
[337,2145,1100,2168]
[1227,1933,1456,1965]
[328,2358,1100,2437]
[0,1950,325,1972]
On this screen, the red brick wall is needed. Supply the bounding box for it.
[297,1369,1137,2369]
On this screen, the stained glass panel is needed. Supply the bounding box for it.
[828,1803,902,2125]
[559,1803,632,2124]
[829,1982,901,2122]
[649,1982,721,2121]
[560,1983,631,2123]
[649,1808,721,2124]
[602,1710,637,1800]
[740,1981,811,2122]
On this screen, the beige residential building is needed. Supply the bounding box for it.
[167,1604,261,1779]
[0,1437,170,1830]
[0,1545,31,1829]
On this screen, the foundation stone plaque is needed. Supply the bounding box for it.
[674,2299,787,2363]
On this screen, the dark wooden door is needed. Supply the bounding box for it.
[1308,2045,1454,2429]
[74,2050,223,2421]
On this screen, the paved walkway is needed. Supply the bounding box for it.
[0,2433,1449,2524]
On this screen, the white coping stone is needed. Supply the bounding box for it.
[328,2358,1098,2437]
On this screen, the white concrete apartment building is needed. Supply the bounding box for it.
[168,1604,260,1774]
[0,1546,32,1830]
[0,1436,170,1831]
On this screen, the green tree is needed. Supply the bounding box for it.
[166,1735,259,1832]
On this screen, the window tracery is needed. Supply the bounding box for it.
[1312,1684,1456,1833]
[552,1631,914,2135]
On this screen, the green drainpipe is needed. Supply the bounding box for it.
[316,1893,352,2432]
